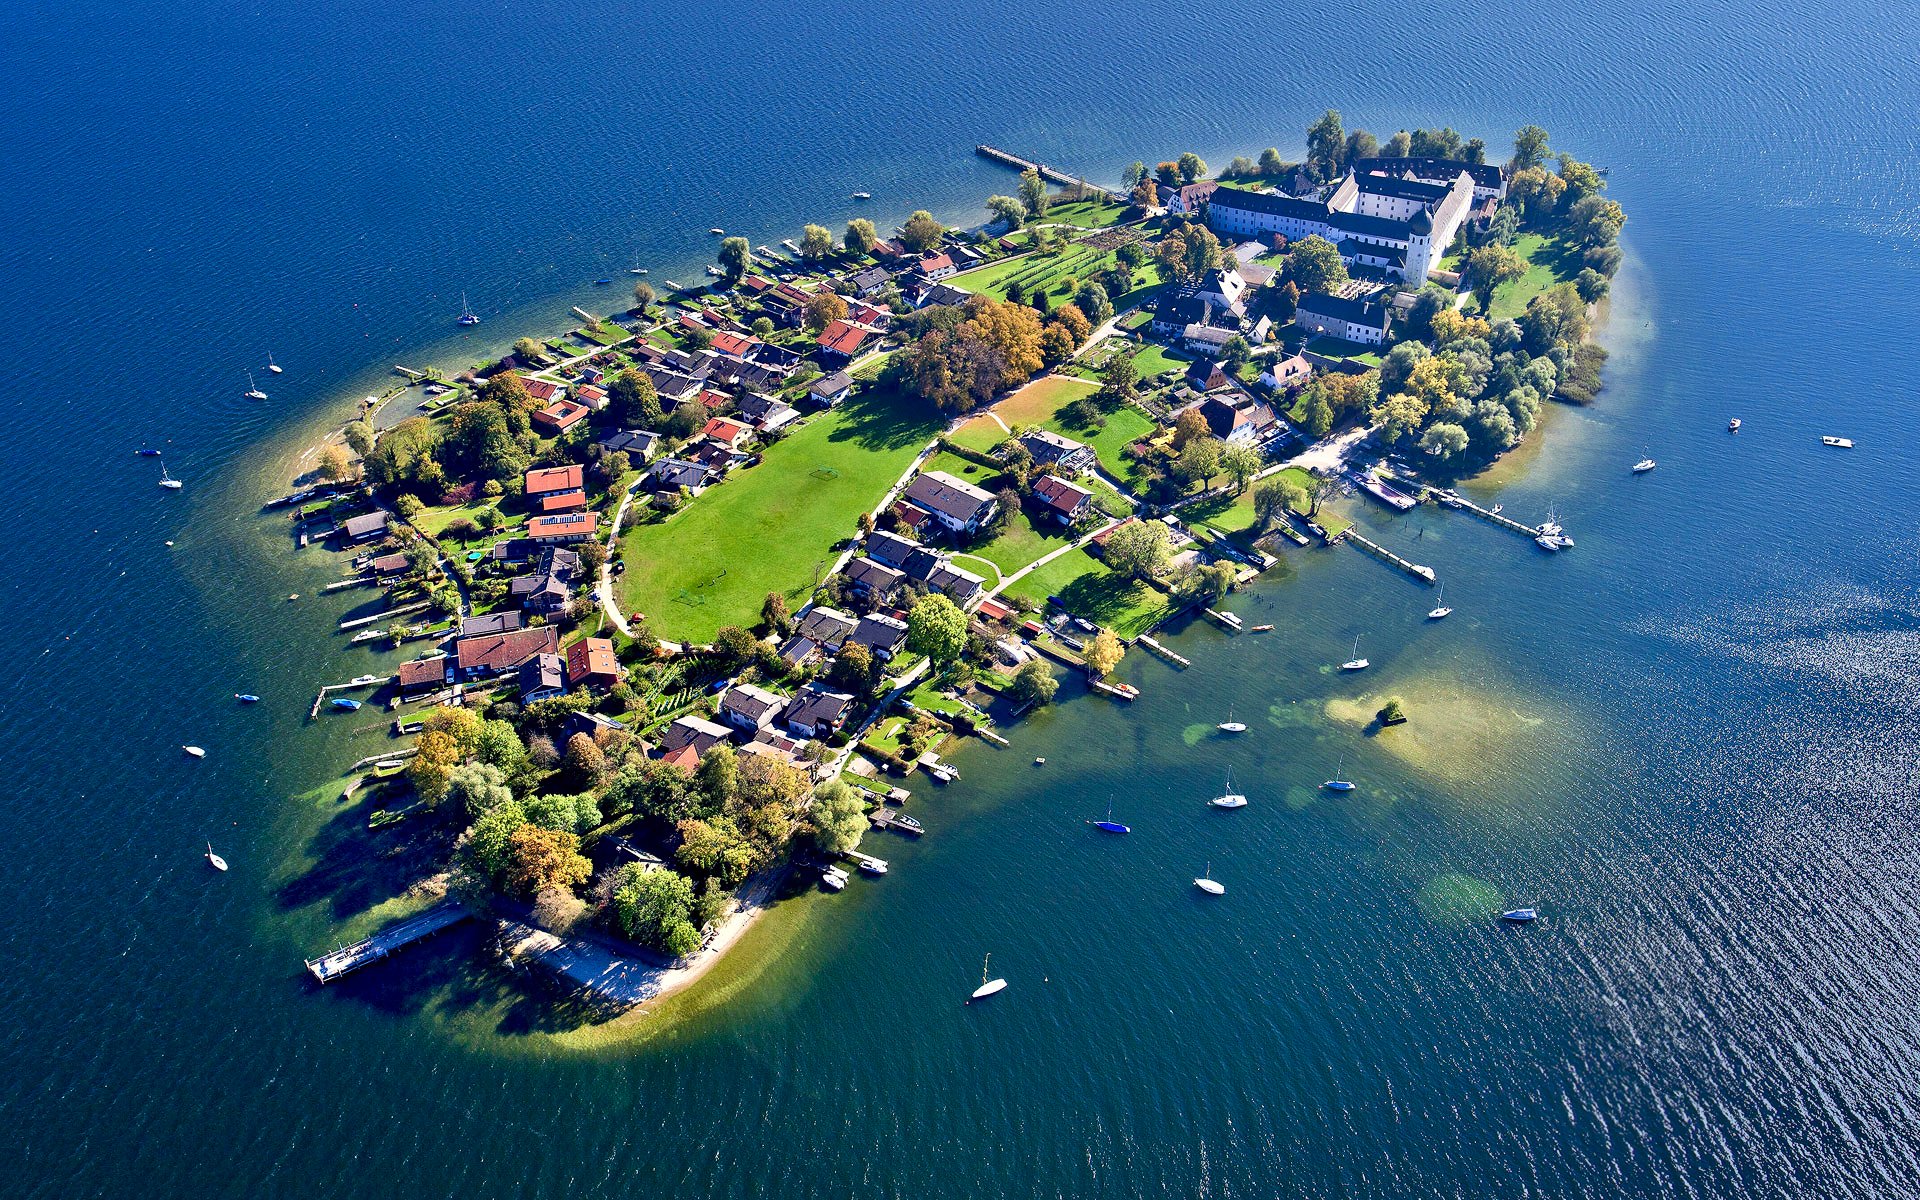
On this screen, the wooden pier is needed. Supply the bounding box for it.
[842,850,890,874]
[339,601,428,631]
[1433,489,1545,538]
[1203,608,1244,632]
[868,808,924,837]
[305,900,471,984]
[1090,680,1139,702]
[309,675,393,718]
[1137,635,1190,667]
[1336,528,1436,584]
[974,145,1115,200]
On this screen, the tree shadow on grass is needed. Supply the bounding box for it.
[1054,569,1157,633]
[822,385,944,453]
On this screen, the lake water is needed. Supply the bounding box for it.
[4,0,1920,1196]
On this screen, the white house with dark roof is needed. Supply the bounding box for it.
[850,612,909,660]
[902,470,998,535]
[783,686,856,739]
[795,605,859,649]
[1033,475,1095,525]
[1295,293,1392,346]
[718,683,785,733]
[660,714,731,757]
[1206,167,1476,286]
[1017,428,1094,473]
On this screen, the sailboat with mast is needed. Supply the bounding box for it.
[1210,768,1248,809]
[457,291,481,326]
[1194,863,1225,895]
[1427,584,1452,620]
[1341,635,1369,671]
[243,370,267,401]
[1089,801,1130,834]
[1321,755,1355,792]
[1216,707,1246,734]
[968,954,1007,1002]
[158,463,182,490]
[265,351,282,374]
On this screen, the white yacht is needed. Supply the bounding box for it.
[969,954,1008,1002]
[1427,585,1452,620]
[457,291,481,326]
[244,371,268,401]
[265,352,282,374]
[1194,864,1225,895]
[1210,770,1248,809]
[205,842,228,872]
[158,464,182,490]
[1340,635,1369,671]
[1216,708,1247,734]
[1822,436,1853,448]
[1632,457,1656,473]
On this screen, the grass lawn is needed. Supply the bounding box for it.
[923,450,1002,488]
[616,388,940,643]
[1182,488,1260,536]
[415,496,510,539]
[948,552,1004,591]
[995,375,1097,427]
[1049,404,1156,486]
[950,415,1010,454]
[1004,546,1171,638]
[1479,232,1584,323]
[1130,342,1191,381]
[1303,336,1383,367]
[1043,198,1130,228]
[970,510,1073,577]
[951,245,1164,304]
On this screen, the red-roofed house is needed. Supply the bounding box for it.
[676,311,712,332]
[817,320,873,363]
[916,253,956,280]
[701,417,753,451]
[1033,474,1095,525]
[574,384,608,411]
[527,511,598,545]
[533,398,590,435]
[538,491,587,513]
[520,376,563,403]
[565,637,621,692]
[525,465,584,497]
[697,388,733,411]
[453,626,560,680]
[709,330,760,360]
[846,301,893,331]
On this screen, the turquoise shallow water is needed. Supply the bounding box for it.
[4,0,1920,1196]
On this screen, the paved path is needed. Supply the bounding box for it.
[991,516,1123,598]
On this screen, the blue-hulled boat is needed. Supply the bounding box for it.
[136,447,162,457]
[1501,908,1538,923]
[330,698,362,711]
[1089,801,1130,834]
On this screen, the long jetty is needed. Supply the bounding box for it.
[1137,635,1190,667]
[305,900,471,984]
[1335,528,1436,584]
[975,145,1114,200]
[1433,489,1545,538]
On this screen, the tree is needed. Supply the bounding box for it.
[343,420,374,456]
[632,280,656,311]
[1176,152,1207,184]
[1345,129,1379,166]
[1258,147,1286,176]
[1583,244,1624,278]
[1506,167,1566,221]
[447,761,514,818]
[1465,242,1526,313]
[1123,161,1147,189]
[1052,303,1093,346]
[1073,281,1112,324]
[1418,422,1470,459]
[1173,560,1237,606]
[906,594,967,664]
[1377,697,1407,725]
[1039,322,1075,366]
[805,291,849,332]
[761,591,791,636]
[562,732,608,789]
[1306,109,1345,175]
[1574,268,1610,304]
[718,236,752,284]
[799,223,834,261]
[1511,125,1551,172]
[901,210,943,253]
[1176,436,1222,489]
[828,641,877,696]
[749,316,775,341]
[1382,131,1412,158]
[1102,520,1170,580]
[808,780,868,855]
[614,864,701,956]
[1556,156,1605,207]
[1488,205,1520,248]
[675,816,760,887]
[1253,477,1308,528]
[513,337,546,363]
[1099,354,1140,404]
[1566,194,1626,248]
[986,194,1025,230]
[1221,444,1261,493]
[1226,155,1256,178]
[845,218,879,256]
[712,625,761,669]
[1018,167,1049,218]
[1010,658,1058,707]
[1129,177,1159,209]
[1286,235,1348,295]
[1172,407,1212,450]
[317,443,355,482]
[1083,630,1124,679]
[409,728,463,806]
[1222,334,1252,374]
[464,800,528,885]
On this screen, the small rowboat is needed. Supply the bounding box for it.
[330,698,362,711]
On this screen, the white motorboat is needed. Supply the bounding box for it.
[852,191,872,200]
[968,954,1007,1002]
[1427,584,1452,621]
[708,227,725,235]
[1340,635,1369,671]
[1822,436,1853,448]
[182,745,206,758]
[1632,457,1656,473]
[205,842,228,872]
[820,870,846,891]
[1194,864,1225,895]
[348,674,381,687]
[1727,418,1741,432]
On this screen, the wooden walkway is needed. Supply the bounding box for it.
[305,900,471,984]
[868,809,924,837]
[1433,489,1546,538]
[974,145,1115,200]
[1137,635,1190,667]
[1335,528,1436,584]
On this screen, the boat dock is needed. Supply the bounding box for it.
[309,675,393,718]
[1090,680,1140,702]
[842,850,889,874]
[977,728,1010,748]
[339,601,428,631]
[1352,471,1419,512]
[868,808,924,837]
[1137,635,1190,667]
[1203,608,1244,632]
[304,900,471,984]
[1335,528,1436,584]
[1433,489,1545,538]
[974,145,1115,200]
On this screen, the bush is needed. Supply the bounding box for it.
[1376,698,1407,726]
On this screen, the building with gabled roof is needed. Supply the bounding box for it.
[902,470,998,535]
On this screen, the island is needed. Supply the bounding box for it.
[281,114,1626,1015]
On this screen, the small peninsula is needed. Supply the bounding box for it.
[280,114,1626,1015]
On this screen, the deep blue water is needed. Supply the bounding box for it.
[4,1,1920,1197]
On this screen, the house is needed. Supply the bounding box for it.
[902,470,998,535]
[1186,358,1235,393]
[565,636,620,692]
[846,301,893,332]
[864,529,920,568]
[527,511,598,545]
[809,371,852,408]
[816,320,874,363]
[454,625,560,680]
[916,281,972,309]
[341,511,389,543]
[850,612,909,660]
[1018,428,1094,472]
[518,652,567,703]
[1294,292,1392,346]
[397,656,450,696]
[1193,266,1248,316]
[795,605,858,649]
[574,384,608,412]
[872,238,908,260]
[659,714,731,757]
[709,330,759,360]
[850,265,892,297]
[520,376,563,403]
[1182,323,1239,356]
[537,490,587,514]
[368,551,410,577]
[645,369,703,403]
[1163,180,1219,214]
[459,611,524,639]
[727,359,788,393]
[1033,475,1095,525]
[1355,155,1507,201]
[777,635,821,669]
[485,538,536,564]
[783,686,855,739]
[845,556,905,603]
[924,560,986,609]
[511,547,581,615]
[532,398,590,435]
[648,458,716,495]
[1198,392,1281,446]
[599,429,661,462]
[685,441,737,473]
[700,417,754,451]
[525,464,585,498]
[564,710,629,743]
[718,683,785,733]
[1260,353,1313,391]
[736,393,798,434]
[916,252,956,280]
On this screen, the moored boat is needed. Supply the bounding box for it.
[1632,457,1656,473]
[1194,864,1225,895]
[206,842,228,872]
[182,745,206,758]
[1727,418,1741,431]
[968,954,1007,1003]
[234,694,259,703]
[1089,801,1130,834]
[1321,755,1353,792]
[1501,908,1538,923]
[1427,584,1452,621]
[1822,435,1853,448]
[1340,635,1368,671]
[330,698,362,711]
